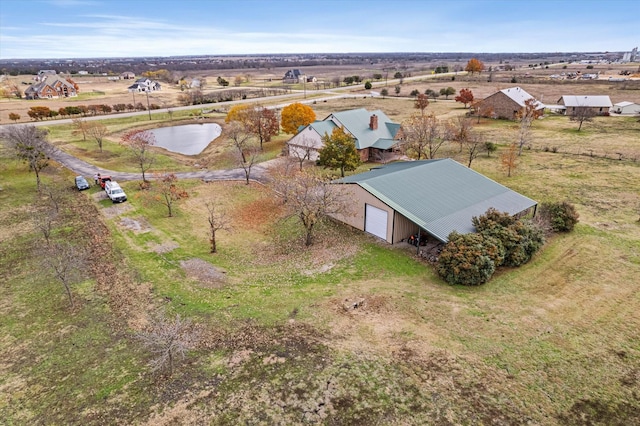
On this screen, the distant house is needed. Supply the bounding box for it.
[611,101,640,115]
[283,69,303,83]
[127,78,161,92]
[287,108,401,163]
[24,75,78,100]
[331,159,537,243]
[34,70,56,82]
[557,95,612,116]
[120,71,136,79]
[475,86,544,119]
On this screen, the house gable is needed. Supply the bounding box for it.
[287,108,400,163]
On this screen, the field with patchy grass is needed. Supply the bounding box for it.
[1,85,640,425]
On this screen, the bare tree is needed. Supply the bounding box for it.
[0,125,50,190]
[288,136,317,171]
[400,113,445,160]
[474,102,495,124]
[445,116,484,167]
[227,121,252,163]
[501,143,519,177]
[446,116,474,153]
[72,118,89,141]
[33,205,58,245]
[515,98,541,155]
[270,158,299,205]
[237,143,260,185]
[41,241,87,307]
[39,182,69,214]
[228,122,260,184]
[569,106,596,131]
[136,314,199,376]
[205,200,231,253]
[142,173,189,217]
[86,122,108,152]
[279,172,351,246]
[462,132,485,168]
[121,129,157,182]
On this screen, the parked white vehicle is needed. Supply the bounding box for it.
[104,181,127,203]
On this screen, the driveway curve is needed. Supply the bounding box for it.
[46,143,274,184]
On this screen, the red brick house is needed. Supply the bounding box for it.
[24,75,78,100]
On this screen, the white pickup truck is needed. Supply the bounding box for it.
[104,181,127,203]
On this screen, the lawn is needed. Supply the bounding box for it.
[1,94,639,424]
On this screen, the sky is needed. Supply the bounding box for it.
[0,0,638,60]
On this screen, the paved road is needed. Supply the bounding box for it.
[46,142,275,184]
[3,70,465,183]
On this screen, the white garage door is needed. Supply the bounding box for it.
[365,204,388,240]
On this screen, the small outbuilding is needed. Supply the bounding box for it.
[331,159,537,244]
[611,101,640,115]
[557,95,612,116]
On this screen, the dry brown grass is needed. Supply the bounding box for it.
[3,64,640,424]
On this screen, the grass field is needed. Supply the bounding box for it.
[1,88,640,424]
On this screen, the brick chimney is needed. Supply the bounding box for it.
[369,114,378,130]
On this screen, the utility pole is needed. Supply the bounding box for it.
[145,90,151,120]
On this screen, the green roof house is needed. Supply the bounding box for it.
[287,108,401,163]
[332,159,537,243]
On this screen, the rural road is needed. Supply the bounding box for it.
[45,142,275,184]
[2,70,463,184]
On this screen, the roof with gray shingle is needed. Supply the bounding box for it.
[334,159,537,242]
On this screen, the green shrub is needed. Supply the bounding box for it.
[539,201,579,232]
[508,220,545,266]
[436,232,497,286]
[473,208,544,267]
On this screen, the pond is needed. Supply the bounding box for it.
[149,123,222,155]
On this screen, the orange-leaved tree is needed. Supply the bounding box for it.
[226,104,279,149]
[414,93,430,115]
[501,143,518,177]
[281,102,316,135]
[465,58,485,74]
[455,88,474,108]
[225,104,251,124]
[246,106,279,149]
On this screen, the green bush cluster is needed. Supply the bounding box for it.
[436,232,497,286]
[437,208,545,286]
[538,201,579,232]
